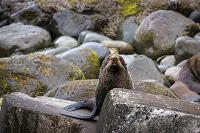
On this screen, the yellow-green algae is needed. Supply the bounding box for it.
[86,50,100,79]
[68,67,86,81]
[0,70,46,97]
[116,0,140,17]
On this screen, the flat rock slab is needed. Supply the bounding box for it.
[97,88,200,133]
[0,93,96,133]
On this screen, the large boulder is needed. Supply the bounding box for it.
[0,23,51,57]
[0,54,85,97]
[0,92,96,133]
[117,16,138,47]
[135,10,199,59]
[56,46,100,79]
[45,79,98,102]
[97,88,200,133]
[175,36,200,62]
[49,11,106,39]
[128,55,164,84]
[9,2,51,27]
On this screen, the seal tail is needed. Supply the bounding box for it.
[60,106,97,121]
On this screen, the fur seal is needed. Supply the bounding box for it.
[177,55,200,94]
[60,53,133,120]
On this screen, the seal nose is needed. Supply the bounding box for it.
[112,57,118,66]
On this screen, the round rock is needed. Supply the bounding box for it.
[54,36,78,48]
[56,46,100,79]
[101,40,134,54]
[128,55,164,84]
[82,32,112,44]
[189,10,200,23]
[0,23,51,57]
[175,36,200,62]
[79,42,110,62]
[117,16,138,46]
[135,10,199,59]
[49,11,106,39]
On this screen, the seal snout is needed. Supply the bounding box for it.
[112,56,119,66]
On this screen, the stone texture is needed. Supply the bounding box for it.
[56,46,100,79]
[82,32,112,44]
[134,80,177,98]
[54,36,79,48]
[128,55,164,84]
[165,66,181,83]
[117,16,138,46]
[135,10,199,59]
[97,88,200,133]
[100,40,134,54]
[189,10,200,23]
[0,54,85,97]
[49,11,106,39]
[45,79,98,102]
[0,92,96,133]
[0,23,51,57]
[175,36,200,62]
[170,82,200,102]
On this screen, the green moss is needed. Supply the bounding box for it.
[116,0,140,17]
[68,67,86,81]
[87,50,100,79]
[34,82,46,96]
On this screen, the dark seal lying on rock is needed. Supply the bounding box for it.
[60,53,133,120]
[177,55,200,94]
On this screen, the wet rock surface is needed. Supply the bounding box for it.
[0,92,96,133]
[97,88,200,133]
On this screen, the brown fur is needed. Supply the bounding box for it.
[178,55,200,94]
[61,53,133,120]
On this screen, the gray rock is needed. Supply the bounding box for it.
[56,46,100,79]
[78,30,94,44]
[46,79,98,101]
[100,40,134,54]
[37,47,71,56]
[0,92,96,133]
[120,54,137,67]
[175,36,200,62]
[97,88,200,133]
[157,65,171,73]
[160,55,176,67]
[54,36,79,48]
[10,2,51,27]
[189,10,200,23]
[50,11,106,38]
[134,80,177,98]
[0,54,85,97]
[0,23,51,57]
[117,16,138,46]
[194,32,200,40]
[135,10,199,59]
[165,66,181,83]
[128,55,164,84]
[80,42,110,62]
[83,32,112,44]
[170,82,200,102]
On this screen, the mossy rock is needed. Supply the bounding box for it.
[0,54,85,96]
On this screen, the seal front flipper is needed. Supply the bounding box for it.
[64,101,86,111]
[60,106,98,121]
